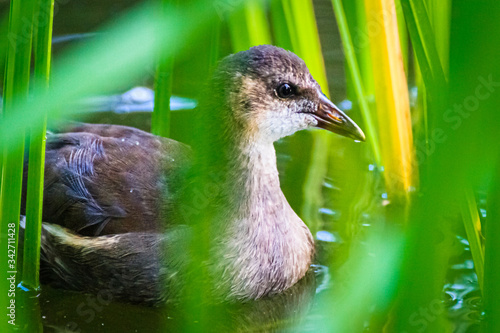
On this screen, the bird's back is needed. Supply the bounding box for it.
[22,123,191,235]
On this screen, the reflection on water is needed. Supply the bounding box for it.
[35,264,323,332]
[21,229,480,333]
[445,237,482,333]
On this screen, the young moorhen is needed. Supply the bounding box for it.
[23,45,365,305]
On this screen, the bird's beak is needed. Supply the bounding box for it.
[312,94,366,142]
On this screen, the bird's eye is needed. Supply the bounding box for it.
[276,83,295,98]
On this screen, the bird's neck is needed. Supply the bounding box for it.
[230,140,282,213]
[210,136,289,223]
[207,138,314,300]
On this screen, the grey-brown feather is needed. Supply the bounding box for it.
[23,123,191,236]
[21,45,325,305]
[37,220,190,306]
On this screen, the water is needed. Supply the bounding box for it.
[11,100,481,332]
[30,220,481,332]
[16,233,480,332]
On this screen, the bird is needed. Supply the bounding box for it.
[21,45,365,306]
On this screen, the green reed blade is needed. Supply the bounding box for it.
[485,171,500,332]
[304,226,404,331]
[22,0,54,291]
[281,0,327,90]
[227,0,271,52]
[331,0,381,165]
[209,18,221,67]
[387,0,450,329]
[0,1,214,149]
[0,12,10,193]
[391,0,500,330]
[352,0,375,97]
[425,0,451,77]
[269,0,293,50]
[461,189,484,291]
[151,0,175,138]
[399,0,446,90]
[151,55,173,138]
[401,0,448,165]
[0,4,239,331]
[279,0,332,231]
[0,0,36,331]
[447,1,500,330]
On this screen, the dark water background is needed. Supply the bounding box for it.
[9,96,480,332]
[0,0,483,331]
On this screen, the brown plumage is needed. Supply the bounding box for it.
[32,123,190,235]
[21,45,365,305]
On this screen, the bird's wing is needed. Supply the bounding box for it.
[33,124,191,236]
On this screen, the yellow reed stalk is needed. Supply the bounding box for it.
[364,0,415,197]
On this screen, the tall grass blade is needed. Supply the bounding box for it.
[425,0,451,76]
[304,227,403,331]
[152,58,173,137]
[0,0,36,330]
[445,1,500,331]
[331,0,381,164]
[0,12,10,193]
[391,0,500,329]
[209,19,221,67]
[280,0,332,231]
[461,189,484,291]
[269,0,293,50]
[174,8,228,333]
[399,0,446,90]
[352,0,375,96]
[22,0,54,291]
[281,0,326,90]
[485,168,500,332]
[400,0,448,168]
[0,2,215,149]
[0,4,240,331]
[227,0,271,52]
[151,0,175,138]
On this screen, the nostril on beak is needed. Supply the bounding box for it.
[319,103,342,124]
[314,93,366,141]
[326,111,342,123]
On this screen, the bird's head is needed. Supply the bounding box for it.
[209,45,365,144]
